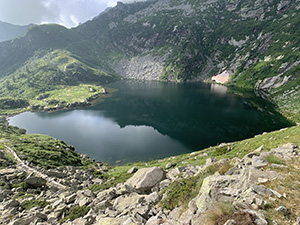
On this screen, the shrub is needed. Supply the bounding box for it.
[59,205,91,223]
[264,154,285,165]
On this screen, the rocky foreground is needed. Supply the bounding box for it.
[1,142,300,225]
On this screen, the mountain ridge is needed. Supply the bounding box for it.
[0,20,31,42]
[0,0,300,121]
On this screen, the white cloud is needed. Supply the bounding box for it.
[0,0,122,28]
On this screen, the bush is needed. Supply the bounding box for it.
[264,154,285,165]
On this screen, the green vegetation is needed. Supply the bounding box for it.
[203,201,235,225]
[263,158,300,224]
[159,162,232,210]
[89,165,133,192]
[12,134,82,168]
[263,154,286,165]
[0,117,96,169]
[59,205,91,223]
[21,199,48,210]
[160,164,219,210]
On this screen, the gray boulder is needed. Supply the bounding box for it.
[0,150,4,159]
[25,177,47,188]
[125,167,166,193]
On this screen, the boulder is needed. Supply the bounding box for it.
[113,193,146,214]
[46,170,68,178]
[9,215,35,225]
[276,206,288,215]
[127,167,138,174]
[125,167,166,193]
[94,216,127,225]
[4,199,20,209]
[0,150,4,159]
[25,177,47,188]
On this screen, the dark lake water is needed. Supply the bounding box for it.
[9,80,290,164]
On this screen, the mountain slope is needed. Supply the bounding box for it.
[0,0,300,120]
[0,21,31,42]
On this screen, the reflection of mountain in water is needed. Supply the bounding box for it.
[90,81,291,150]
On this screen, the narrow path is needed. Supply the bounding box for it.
[4,144,66,189]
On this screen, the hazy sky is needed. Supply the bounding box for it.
[0,0,123,28]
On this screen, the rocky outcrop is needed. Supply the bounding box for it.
[125,167,166,193]
[1,143,299,224]
[112,55,167,80]
[212,70,231,84]
[25,176,47,188]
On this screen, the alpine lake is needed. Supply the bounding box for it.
[9,80,292,165]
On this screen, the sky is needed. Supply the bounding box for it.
[0,0,126,28]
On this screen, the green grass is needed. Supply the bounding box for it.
[11,134,84,168]
[203,201,235,225]
[59,205,91,223]
[263,154,286,165]
[21,199,48,210]
[160,164,225,210]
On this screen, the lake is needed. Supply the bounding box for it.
[9,80,290,164]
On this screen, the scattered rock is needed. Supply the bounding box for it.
[127,167,138,174]
[276,206,288,216]
[25,176,47,188]
[165,162,173,169]
[125,167,166,193]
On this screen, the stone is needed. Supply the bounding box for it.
[0,151,4,159]
[145,192,160,204]
[94,200,113,213]
[115,184,129,195]
[205,157,216,165]
[65,193,76,204]
[125,167,166,193]
[94,216,127,225]
[270,189,282,199]
[48,203,67,220]
[145,216,164,225]
[76,196,91,207]
[46,170,68,178]
[97,188,117,202]
[270,164,288,169]
[25,177,47,188]
[4,199,20,209]
[159,179,171,190]
[128,167,138,174]
[113,193,146,213]
[123,217,140,225]
[35,212,48,221]
[244,209,268,225]
[224,220,237,225]
[276,206,288,215]
[257,178,269,184]
[296,216,300,225]
[77,189,94,198]
[165,162,173,169]
[134,212,147,224]
[9,215,35,225]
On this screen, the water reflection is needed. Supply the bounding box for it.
[210,84,228,95]
[9,80,291,164]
